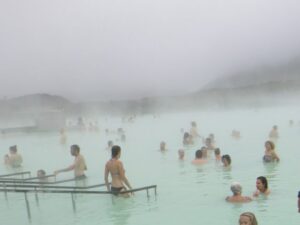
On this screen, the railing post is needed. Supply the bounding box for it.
[34,187,39,206]
[146,189,149,198]
[3,182,8,200]
[24,192,32,222]
[71,193,76,213]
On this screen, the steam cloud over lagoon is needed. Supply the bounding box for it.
[0,0,300,101]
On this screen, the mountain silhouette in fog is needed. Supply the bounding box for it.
[1,57,300,115]
[0,94,71,113]
[204,57,300,90]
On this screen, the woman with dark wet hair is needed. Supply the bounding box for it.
[253,176,270,197]
[222,154,231,167]
[104,145,132,196]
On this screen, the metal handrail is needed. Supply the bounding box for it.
[0,183,108,190]
[0,177,78,185]
[0,171,31,178]
[0,185,157,194]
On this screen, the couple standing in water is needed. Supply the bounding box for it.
[53,144,132,196]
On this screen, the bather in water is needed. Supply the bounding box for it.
[253,176,270,197]
[226,182,252,203]
[178,149,185,160]
[54,144,87,180]
[104,145,133,197]
[269,125,279,141]
[221,154,231,168]
[191,149,207,164]
[4,145,23,168]
[263,141,280,163]
[183,132,193,146]
[238,212,258,225]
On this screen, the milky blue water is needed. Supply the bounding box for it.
[0,107,300,225]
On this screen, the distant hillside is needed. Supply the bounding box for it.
[205,57,300,90]
[1,59,300,116]
[0,93,71,114]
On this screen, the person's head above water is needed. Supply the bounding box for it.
[214,148,221,156]
[37,169,46,178]
[222,154,231,166]
[160,141,166,150]
[195,149,203,159]
[231,182,242,195]
[256,176,268,192]
[178,149,185,159]
[239,212,258,225]
[9,145,17,154]
[111,145,121,158]
[108,140,113,147]
[70,145,80,156]
[205,138,212,145]
[183,132,190,139]
[265,141,275,150]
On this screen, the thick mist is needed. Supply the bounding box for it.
[0,0,300,101]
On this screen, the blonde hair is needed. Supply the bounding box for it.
[239,212,258,225]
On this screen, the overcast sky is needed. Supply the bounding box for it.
[0,0,300,102]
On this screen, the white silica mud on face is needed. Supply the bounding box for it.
[0,107,300,225]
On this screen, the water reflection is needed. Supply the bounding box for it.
[109,198,132,225]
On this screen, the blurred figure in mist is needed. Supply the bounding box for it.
[191,149,207,165]
[60,128,67,145]
[121,134,126,142]
[269,125,279,141]
[208,133,216,145]
[298,191,300,213]
[106,140,114,150]
[190,121,200,140]
[160,141,167,151]
[77,117,85,131]
[204,137,215,150]
[289,120,294,126]
[200,146,208,159]
[37,169,48,182]
[4,145,23,168]
[225,182,252,203]
[178,149,185,160]
[117,128,124,135]
[214,148,221,162]
[183,132,193,146]
[231,130,241,139]
[263,140,280,163]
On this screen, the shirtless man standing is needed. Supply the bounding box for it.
[54,145,87,179]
